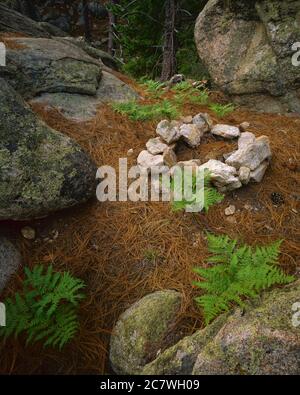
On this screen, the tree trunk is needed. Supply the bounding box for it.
[161,0,177,81]
[82,0,92,42]
[108,0,118,56]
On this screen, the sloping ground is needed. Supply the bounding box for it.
[0,81,299,374]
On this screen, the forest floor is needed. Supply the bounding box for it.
[0,74,299,374]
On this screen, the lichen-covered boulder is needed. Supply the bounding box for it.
[0,3,50,38]
[0,237,22,293]
[142,282,300,375]
[110,290,182,375]
[3,37,102,98]
[30,71,139,122]
[141,314,229,375]
[195,0,300,113]
[0,78,97,220]
[193,282,300,375]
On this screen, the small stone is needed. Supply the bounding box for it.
[239,166,251,184]
[250,160,269,183]
[226,136,272,170]
[169,74,185,85]
[211,124,240,139]
[238,132,256,149]
[146,137,168,155]
[192,113,213,132]
[21,226,36,240]
[198,160,240,188]
[239,122,250,132]
[225,205,236,216]
[179,124,203,148]
[137,150,164,173]
[156,120,181,144]
[163,147,177,167]
[180,115,193,123]
[127,148,134,156]
[226,216,237,224]
[286,158,298,171]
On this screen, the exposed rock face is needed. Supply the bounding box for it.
[0,78,97,220]
[3,37,102,98]
[56,37,120,70]
[30,71,139,122]
[142,282,300,375]
[0,237,22,293]
[195,0,300,113]
[0,3,50,37]
[193,282,300,375]
[110,290,182,375]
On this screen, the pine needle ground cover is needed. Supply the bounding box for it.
[0,75,299,374]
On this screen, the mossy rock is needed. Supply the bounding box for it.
[3,37,102,98]
[141,282,300,375]
[193,282,300,375]
[109,290,182,375]
[0,78,97,220]
[0,237,21,293]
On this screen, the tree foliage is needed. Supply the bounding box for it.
[109,0,208,79]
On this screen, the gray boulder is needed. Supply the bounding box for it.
[0,3,49,38]
[195,0,300,113]
[142,282,300,375]
[110,290,182,375]
[56,37,120,70]
[193,282,300,375]
[0,78,97,220]
[0,237,22,294]
[3,37,102,98]
[30,71,139,122]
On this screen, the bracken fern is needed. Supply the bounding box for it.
[194,234,294,324]
[0,265,85,349]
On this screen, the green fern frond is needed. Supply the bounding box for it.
[194,235,294,324]
[1,265,85,350]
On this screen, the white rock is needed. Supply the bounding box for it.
[180,115,193,123]
[170,159,201,177]
[146,137,168,155]
[225,205,236,216]
[137,150,164,174]
[239,166,251,184]
[250,160,269,183]
[179,124,203,148]
[238,132,256,149]
[211,124,240,139]
[226,136,272,170]
[198,159,240,188]
[156,120,181,144]
[163,147,177,167]
[239,122,250,132]
[170,74,185,85]
[127,148,134,156]
[192,113,213,132]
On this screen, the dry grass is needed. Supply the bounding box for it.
[0,85,299,374]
